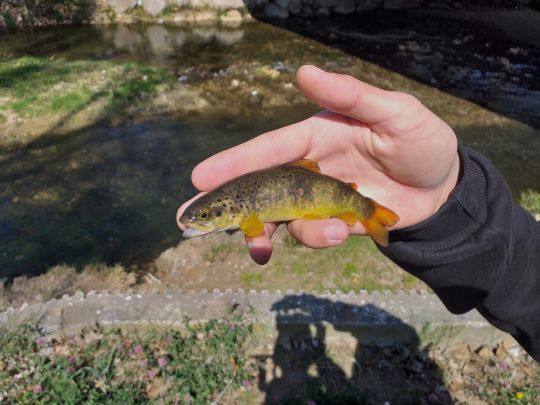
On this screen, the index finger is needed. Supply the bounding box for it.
[191,118,314,191]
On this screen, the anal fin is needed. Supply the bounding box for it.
[336,212,358,225]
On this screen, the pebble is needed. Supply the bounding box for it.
[477,345,492,360]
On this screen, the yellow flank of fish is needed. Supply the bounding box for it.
[179,159,399,246]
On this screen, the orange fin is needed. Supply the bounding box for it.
[240,214,265,237]
[360,200,399,247]
[287,159,320,173]
[372,200,400,226]
[336,212,358,225]
[347,182,358,190]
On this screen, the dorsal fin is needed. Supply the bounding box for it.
[348,182,358,190]
[287,159,320,173]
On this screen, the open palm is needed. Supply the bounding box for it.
[177,65,460,264]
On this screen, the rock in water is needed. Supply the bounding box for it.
[107,0,137,11]
[384,0,420,9]
[142,0,166,16]
[336,0,357,14]
[264,2,289,18]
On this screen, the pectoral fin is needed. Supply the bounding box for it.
[240,214,265,237]
[287,159,320,173]
[336,212,358,225]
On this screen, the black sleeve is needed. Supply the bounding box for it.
[380,145,540,361]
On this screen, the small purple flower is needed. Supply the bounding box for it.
[242,380,253,390]
[36,337,46,346]
[166,335,173,343]
[139,359,148,369]
[68,355,76,363]
[68,367,76,374]
[158,357,168,368]
[427,392,439,402]
[33,384,42,395]
[184,394,193,403]
[499,360,509,369]
[134,345,144,355]
[148,369,158,380]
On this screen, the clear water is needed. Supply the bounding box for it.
[0,20,538,279]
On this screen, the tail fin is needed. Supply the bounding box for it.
[360,199,399,247]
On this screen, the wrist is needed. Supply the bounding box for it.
[432,150,461,218]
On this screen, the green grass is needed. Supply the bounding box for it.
[519,189,540,216]
[0,312,255,404]
[240,272,264,284]
[205,243,235,263]
[0,56,174,119]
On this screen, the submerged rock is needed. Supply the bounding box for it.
[384,0,420,9]
[264,2,289,18]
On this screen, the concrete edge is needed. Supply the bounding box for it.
[0,290,510,348]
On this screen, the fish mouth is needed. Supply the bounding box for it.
[182,225,239,238]
[182,227,215,238]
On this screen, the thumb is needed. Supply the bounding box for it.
[296,65,405,125]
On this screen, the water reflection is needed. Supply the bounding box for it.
[0,23,247,68]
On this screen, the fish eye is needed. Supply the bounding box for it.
[198,208,210,220]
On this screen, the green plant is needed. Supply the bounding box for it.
[1,12,17,31]
[0,311,255,403]
[240,272,263,284]
[519,189,540,216]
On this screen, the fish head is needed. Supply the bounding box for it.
[179,194,237,238]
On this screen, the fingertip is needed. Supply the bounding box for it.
[297,64,324,79]
[245,223,277,265]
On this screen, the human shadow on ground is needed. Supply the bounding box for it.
[247,7,540,129]
[256,294,453,404]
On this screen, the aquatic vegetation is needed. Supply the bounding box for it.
[0,56,174,118]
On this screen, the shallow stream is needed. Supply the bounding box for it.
[1,13,539,279]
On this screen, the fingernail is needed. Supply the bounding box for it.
[323,225,346,244]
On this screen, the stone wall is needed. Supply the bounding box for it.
[102,0,535,20]
[0,0,537,32]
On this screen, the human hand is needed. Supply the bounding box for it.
[177,65,460,264]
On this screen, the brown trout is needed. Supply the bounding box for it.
[179,159,399,246]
